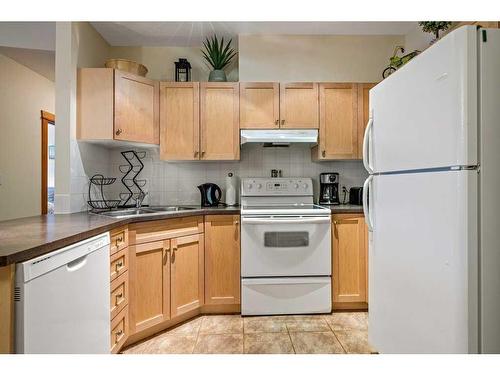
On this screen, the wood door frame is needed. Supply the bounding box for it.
[41,110,55,215]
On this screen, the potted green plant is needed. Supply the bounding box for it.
[201,35,237,82]
[418,21,452,43]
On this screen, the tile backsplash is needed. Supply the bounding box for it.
[105,144,368,207]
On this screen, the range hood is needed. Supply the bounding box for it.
[240,129,318,146]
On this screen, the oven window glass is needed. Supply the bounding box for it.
[264,231,309,247]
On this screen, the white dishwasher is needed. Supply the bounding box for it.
[15,233,110,353]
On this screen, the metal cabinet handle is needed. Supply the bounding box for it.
[281,119,285,126]
[322,150,326,157]
[115,129,123,136]
[115,330,124,343]
[115,236,124,248]
[115,261,123,271]
[275,119,279,126]
[194,151,199,157]
[201,151,205,157]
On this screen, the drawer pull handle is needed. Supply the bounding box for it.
[322,150,326,157]
[115,329,124,343]
[115,261,124,271]
[115,129,123,136]
[115,236,123,247]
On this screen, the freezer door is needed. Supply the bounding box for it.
[367,26,478,173]
[369,170,478,353]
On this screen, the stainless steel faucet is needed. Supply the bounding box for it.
[136,192,148,208]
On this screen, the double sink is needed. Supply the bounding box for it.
[97,206,196,219]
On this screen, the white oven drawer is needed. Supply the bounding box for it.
[241,277,332,316]
[241,216,331,277]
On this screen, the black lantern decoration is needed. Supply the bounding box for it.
[175,58,191,82]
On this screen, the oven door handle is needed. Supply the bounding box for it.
[241,217,331,225]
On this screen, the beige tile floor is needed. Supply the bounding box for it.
[122,312,376,354]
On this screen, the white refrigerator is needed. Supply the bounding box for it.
[363,26,500,353]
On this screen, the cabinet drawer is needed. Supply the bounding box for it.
[110,227,128,255]
[110,271,129,320]
[110,247,128,281]
[129,216,203,245]
[110,305,129,354]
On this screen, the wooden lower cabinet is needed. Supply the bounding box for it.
[204,215,241,305]
[170,234,205,317]
[111,306,129,354]
[129,240,171,333]
[332,213,368,310]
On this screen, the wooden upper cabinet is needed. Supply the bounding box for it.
[332,214,368,309]
[114,70,159,144]
[77,68,159,145]
[357,83,377,159]
[160,82,200,161]
[170,234,204,318]
[204,215,241,305]
[240,82,280,129]
[129,240,170,334]
[200,83,240,160]
[313,83,358,160]
[279,83,319,129]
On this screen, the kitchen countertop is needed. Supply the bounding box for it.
[322,204,364,214]
[0,206,239,267]
[0,204,362,267]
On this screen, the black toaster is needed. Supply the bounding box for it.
[349,187,363,205]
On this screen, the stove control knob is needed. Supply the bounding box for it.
[293,183,299,189]
[303,183,308,189]
[247,183,253,189]
[257,183,262,189]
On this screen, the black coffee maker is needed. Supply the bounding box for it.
[319,173,340,205]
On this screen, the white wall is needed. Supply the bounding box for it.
[108,46,238,81]
[55,22,112,214]
[106,145,368,207]
[239,34,404,82]
[0,53,55,220]
[404,25,434,52]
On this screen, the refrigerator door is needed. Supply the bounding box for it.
[479,28,500,353]
[368,169,478,353]
[367,26,478,173]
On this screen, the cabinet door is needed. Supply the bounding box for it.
[318,83,358,159]
[279,82,319,129]
[332,214,368,308]
[200,83,240,160]
[160,82,200,160]
[240,82,279,129]
[114,70,159,144]
[204,215,240,305]
[357,83,377,159]
[129,240,170,334]
[170,234,204,318]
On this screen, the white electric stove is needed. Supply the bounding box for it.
[240,177,332,316]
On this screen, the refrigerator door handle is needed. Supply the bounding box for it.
[362,113,374,173]
[363,175,374,231]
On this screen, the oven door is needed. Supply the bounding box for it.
[241,215,331,277]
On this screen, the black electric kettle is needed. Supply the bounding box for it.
[197,183,222,207]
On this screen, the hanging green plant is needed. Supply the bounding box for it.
[201,35,237,82]
[418,21,452,40]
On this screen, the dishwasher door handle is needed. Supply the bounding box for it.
[66,255,88,272]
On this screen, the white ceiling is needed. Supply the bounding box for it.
[92,22,417,47]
